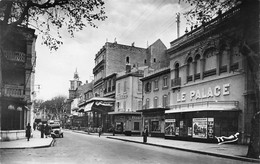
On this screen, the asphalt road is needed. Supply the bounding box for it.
[0,131,252,164]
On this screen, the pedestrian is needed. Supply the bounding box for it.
[45,124,50,138]
[26,123,31,141]
[33,122,36,131]
[143,128,148,143]
[40,123,44,138]
[98,126,102,137]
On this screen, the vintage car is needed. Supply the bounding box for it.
[50,124,64,138]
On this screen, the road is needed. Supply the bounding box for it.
[1,131,252,164]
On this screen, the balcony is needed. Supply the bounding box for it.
[2,84,25,98]
[3,50,26,63]
[171,77,181,89]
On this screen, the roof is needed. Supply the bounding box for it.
[108,111,142,115]
[137,108,170,113]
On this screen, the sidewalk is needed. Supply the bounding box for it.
[0,130,53,149]
[71,129,260,163]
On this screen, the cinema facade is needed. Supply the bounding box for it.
[164,4,259,144]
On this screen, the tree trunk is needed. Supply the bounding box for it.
[247,111,260,159]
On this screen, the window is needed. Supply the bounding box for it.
[154,97,158,108]
[154,58,156,62]
[145,82,151,92]
[152,121,160,132]
[123,101,126,111]
[124,80,127,92]
[163,76,168,87]
[187,57,193,82]
[126,56,130,63]
[203,48,217,77]
[138,80,142,92]
[134,122,140,130]
[146,98,150,109]
[162,95,168,108]
[194,54,201,80]
[117,102,120,109]
[117,83,120,93]
[220,50,228,73]
[144,59,147,64]
[138,101,142,110]
[175,63,180,78]
[154,79,158,90]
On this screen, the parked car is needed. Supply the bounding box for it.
[50,124,63,138]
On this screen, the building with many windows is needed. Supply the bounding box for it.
[165,3,259,143]
[139,67,171,137]
[0,26,37,141]
[108,65,145,135]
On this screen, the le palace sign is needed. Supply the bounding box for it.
[177,83,230,103]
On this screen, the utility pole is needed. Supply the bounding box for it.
[176,13,180,38]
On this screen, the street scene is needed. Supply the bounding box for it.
[0,0,259,164]
[0,130,256,164]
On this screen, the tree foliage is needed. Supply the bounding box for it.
[180,0,241,26]
[40,96,67,119]
[0,0,107,51]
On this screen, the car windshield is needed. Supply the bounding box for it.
[51,125,60,129]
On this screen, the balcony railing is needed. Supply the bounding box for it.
[3,50,26,62]
[171,77,181,89]
[2,84,25,98]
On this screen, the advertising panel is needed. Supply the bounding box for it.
[207,118,214,138]
[192,118,207,139]
[164,119,176,136]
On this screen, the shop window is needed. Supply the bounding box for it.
[152,121,160,132]
[154,97,158,108]
[194,54,201,80]
[203,48,217,78]
[134,122,140,130]
[187,57,193,82]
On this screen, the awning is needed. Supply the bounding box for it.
[108,111,142,115]
[165,107,240,114]
[136,108,170,113]
[84,102,94,112]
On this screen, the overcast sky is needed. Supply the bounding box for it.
[34,0,191,100]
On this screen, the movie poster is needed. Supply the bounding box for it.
[164,119,175,136]
[192,118,207,139]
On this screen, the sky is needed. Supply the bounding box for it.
[34,0,191,101]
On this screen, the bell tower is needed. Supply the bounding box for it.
[69,69,82,99]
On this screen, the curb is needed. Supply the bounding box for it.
[106,137,260,163]
[0,138,54,150]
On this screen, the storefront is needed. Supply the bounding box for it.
[168,79,244,142]
[79,97,115,132]
[165,103,240,142]
[108,112,142,135]
[138,108,169,137]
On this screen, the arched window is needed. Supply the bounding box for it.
[220,49,228,73]
[162,95,168,108]
[187,57,193,82]
[203,48,217,77]
[175,63,179,78]
[154,97,158,108]
[145,82,151,92]
[194,54,201,80]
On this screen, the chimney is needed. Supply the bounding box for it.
[126,64,131,73]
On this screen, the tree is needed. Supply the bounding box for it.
[0,0,107,51]
[40,96,67,120]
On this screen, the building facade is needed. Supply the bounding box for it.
[166,3,259,144]
[139,67,171,137]
[0,26,37,141]
[108,66,144,135]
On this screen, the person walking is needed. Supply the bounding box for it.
[26,123,31,141]
[98,126,102,137]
